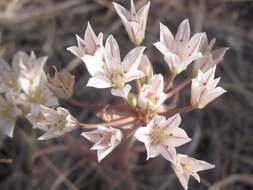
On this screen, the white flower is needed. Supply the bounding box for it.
[0,58,19,93]
[191,66,226,109]
[9,51,59,108]
[139,54,153,83]
[138,74,167,111]
[67,22,103,59]
[154,20,204,74]
[194,35,229,73]
[0,92,22,137]
[29,105,78,140]
[113,0,150,46]
[12,51,48,95]
[82,125,123,162]
[84,35,145,98]
[172,154,215,190]
[134,114,191,162]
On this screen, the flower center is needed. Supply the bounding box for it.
[181,162,192,173]
[145,92,159,105]
[99,133,112,146]
[150,126,169,145]
[54,116,67,130]
[111,74,124,89]
[27,88,44,103]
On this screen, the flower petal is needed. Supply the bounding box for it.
[134,126,152,143]
[146,143,159,160]
[162,114,181,129]
[172,165,190,190]
[125,70,145,83]
[123,46,146,73]
[81,54,105,76]
[111,84,131,98]
[157,144,176,162]
[104,35,121,68]
[175,19,190,48]
[160,22,174,50]
[87,76,112,88]
[66,46,83,58]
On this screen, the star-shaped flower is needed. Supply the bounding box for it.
[172,154,215,190]
[82,125,123,162]
[28,105,78,140]
[113,0,150,46]
[138,74,167,111]
[154,19,204,74]
[67,22,103,59]
[191,66,226,109]
[84,35,145,98]
[134,114,191,162]
[194,35,229,73]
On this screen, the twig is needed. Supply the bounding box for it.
[209,174,253,190]
[166,77,192,97]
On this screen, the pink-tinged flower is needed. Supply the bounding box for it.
[138,74,167,111]
[154,20,204,74]
[84,35,145,98]
[82,125,123,162]
[67,22,103,59]
[172,154,215,190]
[191,66,226,109]
[28,105,78,140]
[134,114,191,162]
[139,54,153,84]
[194,35,229,73]
[0,92,22,137]
[113,0,150,46]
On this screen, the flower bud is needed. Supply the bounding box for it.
[96,106,123,122]
[127,93,137,108]
[47,68,75,99]
[139,55,153,84]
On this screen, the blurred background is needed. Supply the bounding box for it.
[0,0,253,189]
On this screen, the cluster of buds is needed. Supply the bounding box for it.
[0,1,229,189]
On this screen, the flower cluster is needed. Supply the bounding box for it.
[0,52,77,138]
[0,1,228,189]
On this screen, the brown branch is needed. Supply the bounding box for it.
[208,174,253,190]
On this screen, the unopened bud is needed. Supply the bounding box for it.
[47,68,75,99]
[127,93,137,108]
[140,55,153,84]
[96,106,123,121]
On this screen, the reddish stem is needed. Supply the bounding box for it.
[159,105,195,118]
[164,73,176,92]
[78,116,137,129]
[135,79,142,95]
[67,99,131,112]
[166,77,192,97]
